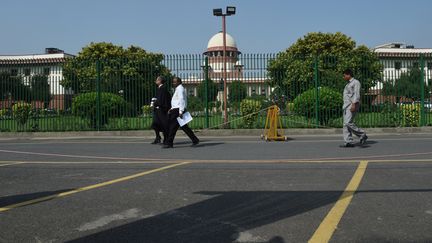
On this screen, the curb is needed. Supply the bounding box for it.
[0,127,431,138]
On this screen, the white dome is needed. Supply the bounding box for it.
[207,32,237,49]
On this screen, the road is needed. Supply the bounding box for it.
[0,134,431,242]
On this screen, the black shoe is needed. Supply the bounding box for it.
[162,144,173,149]
[360,135,368,145]
[340,143,355,148]
[192,140,200,147]
[151,139,161,145]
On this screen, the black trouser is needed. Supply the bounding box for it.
[167,109,199,146]
[151,109,169,142]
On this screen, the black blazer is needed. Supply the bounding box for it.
[154,84,172,113]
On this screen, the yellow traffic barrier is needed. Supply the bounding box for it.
[261,105,288,141]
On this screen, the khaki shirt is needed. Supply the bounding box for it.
[343,78,361,110]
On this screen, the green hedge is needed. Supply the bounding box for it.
[72,92,130,128]
[240,99,262,128]
[293,87,342,125]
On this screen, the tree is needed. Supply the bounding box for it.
[62,42,171,114]
[228,80,247,102]
[268,32,382,98]
[31,74,51,108]
[382,68,431,101]
[197,79,218,102]
[0,72,31,102]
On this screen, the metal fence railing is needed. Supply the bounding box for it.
[1,53,431,132]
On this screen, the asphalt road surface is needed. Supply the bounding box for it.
[0,134,431,243]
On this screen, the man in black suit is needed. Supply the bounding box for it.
[164,77,199,148]
[150,76,171,144]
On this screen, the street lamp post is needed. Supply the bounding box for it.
[213,6,236,127]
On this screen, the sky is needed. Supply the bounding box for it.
[1,0,431,55]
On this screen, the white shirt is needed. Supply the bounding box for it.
[171,84,187,113]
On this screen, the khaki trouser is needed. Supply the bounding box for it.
[343,108,366,144]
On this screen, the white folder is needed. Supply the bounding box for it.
[177,112,193,127]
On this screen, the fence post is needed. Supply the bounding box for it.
[204,56,210,128]
[96,60,101,131]
[314,55,320,128]
[420,54,425,126]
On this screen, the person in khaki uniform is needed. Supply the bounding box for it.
[340,69,368,148]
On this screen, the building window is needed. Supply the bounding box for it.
[43,67,50,76]
[24,68,31,76]
[252,87,256,95]
[428,62,432,70]
[10,69,18,76]
[261,88,266,96]
[395,62,402,70]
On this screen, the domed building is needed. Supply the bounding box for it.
[203,31,243,80]
[182,32,271,99]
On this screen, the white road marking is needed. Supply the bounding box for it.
[77,208,146,231]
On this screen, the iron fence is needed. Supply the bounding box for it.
[0,53,431,132]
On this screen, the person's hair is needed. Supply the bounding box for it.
[157,76,165,84]
[343,69,354,77]
[173,76,182,84]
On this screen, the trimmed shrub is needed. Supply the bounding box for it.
[72,92,129,128]
[286,102,295,113]
[12,102,32,126]
[142,105,152,116]
[380,102,402,127]
[247,94,272,110]
[187,96,204,112]
[0,108,8,118]
[293,87,343,125]
[401,104,421,127]
[240,99,262,128]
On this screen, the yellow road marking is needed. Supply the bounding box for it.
[0,149,170,161]
[0,158,431,165]
[309,160,368,243]
[0,161,175,164]
[0,162,189,213]
[1,148,431,163]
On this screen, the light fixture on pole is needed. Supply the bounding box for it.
[213,6,236,127]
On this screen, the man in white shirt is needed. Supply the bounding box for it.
[164,77,199,148]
